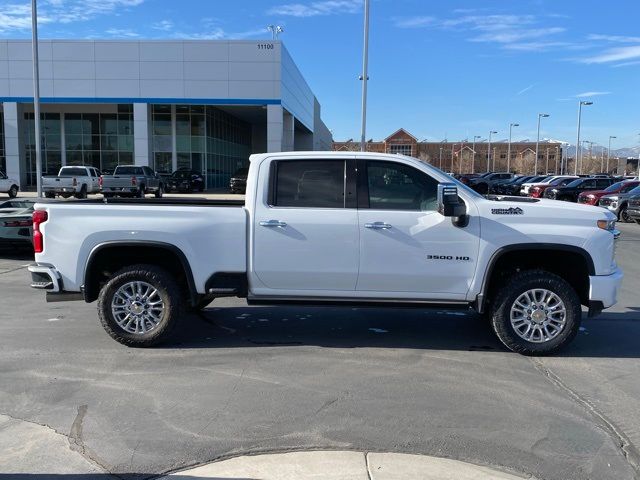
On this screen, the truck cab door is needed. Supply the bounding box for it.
[251,157,359,294]
[356,159,480,300]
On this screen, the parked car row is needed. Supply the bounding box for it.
[463,171,640,224]
[39,166,210,199]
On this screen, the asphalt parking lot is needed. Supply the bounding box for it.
[0,223,639,480]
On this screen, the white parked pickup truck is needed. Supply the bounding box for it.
[0,171,20,198]
[42,166,101,198]
[28,152,623,355]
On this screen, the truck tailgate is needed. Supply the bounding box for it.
[34,202,248,294]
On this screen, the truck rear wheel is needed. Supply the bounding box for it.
[97,264,184,347]
[8,185,18,198]
[489,270,581,355]
[75,185,87,199]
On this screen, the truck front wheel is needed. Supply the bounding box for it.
[490,270,581,355]
[97,264,184,347]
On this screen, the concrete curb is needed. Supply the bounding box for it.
[160,450,531,479]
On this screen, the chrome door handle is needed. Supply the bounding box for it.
[364,222,392,230]
[259,220,287,227]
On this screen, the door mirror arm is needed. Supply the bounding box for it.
[437,183,469,228]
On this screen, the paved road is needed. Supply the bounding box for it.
[0,224,639,479]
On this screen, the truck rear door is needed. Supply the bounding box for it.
[251,157,359,293]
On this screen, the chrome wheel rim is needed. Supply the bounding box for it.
[510,288,566,343]
[111,281,165,334]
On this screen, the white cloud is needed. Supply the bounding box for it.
[612,60,640,68]
[574,91,611,98]
[394,16,435,29]
[504,41,573,51]
[516,84,535,95]
[471,27,565,44]
[588,34,640,43]
[268,0,361,17]
[105,28,139,37]
[0,0,145,33]
[580,45,640,64]
[152,20,174,31]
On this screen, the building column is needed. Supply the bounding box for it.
[282,110,294,152]
[266,104,283,153]
[2,102,24,187]
[133,103,151,167]
[171,104,177,172]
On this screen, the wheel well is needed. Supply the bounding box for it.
[84,244,196,304]
[483,248,591,308]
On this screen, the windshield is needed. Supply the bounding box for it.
[114,167,142,175]
[172,171,192,179]
[565,178,584,187]
[604,181,626,192]
[59,167,87,176]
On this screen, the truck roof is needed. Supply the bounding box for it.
[249,151,425,162]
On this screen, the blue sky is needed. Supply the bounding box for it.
[1,0,639,148]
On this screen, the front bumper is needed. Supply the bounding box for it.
[589,267,623,309]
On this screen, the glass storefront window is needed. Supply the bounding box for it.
[0,110,5,173]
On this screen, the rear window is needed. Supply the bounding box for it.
[59,167,87,176]
[114,167,143,175]
[272,160,345,208]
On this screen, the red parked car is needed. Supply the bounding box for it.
[528,176,578,198]
[577,180,640,205]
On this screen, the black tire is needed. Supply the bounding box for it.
[75,185,87,199]
[45,192,55,199]
[490,270,581,355]
[619,205,631,223]
[102,193,113,199]
[97,264,184,347]
[137,186,146,198]
[155,184,164,198]
[60,193,72,199]
[8,185,18,198]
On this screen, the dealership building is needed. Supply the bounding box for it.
[0,39,332,189]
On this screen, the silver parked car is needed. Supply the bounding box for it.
[599,182,640,222]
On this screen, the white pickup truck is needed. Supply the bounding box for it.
[42,166,101,198]
[27,152,622,355]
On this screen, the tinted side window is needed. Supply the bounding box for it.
[366,161,438,211]
[274,160,345,208]
[596,179,612,188]
[581,180,595,188]
[90,169,97,177]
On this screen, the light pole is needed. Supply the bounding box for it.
[31,0,43,197]
[575,101,593,175]
[534,113,549,175]
[439,147,443,170]
[472,135,481,173]
[507,123,519,173]
[359,0,370,152]
[487,130,497,172]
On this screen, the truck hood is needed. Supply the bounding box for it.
[478,196,615,224]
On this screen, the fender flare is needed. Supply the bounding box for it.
[82,240,198,304]
[476,243,595,313]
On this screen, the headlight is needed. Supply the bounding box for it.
[597,219,616,231]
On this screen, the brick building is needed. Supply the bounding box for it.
[333,128,565,174]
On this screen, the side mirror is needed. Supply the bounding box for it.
[438,183,469,227]
[437,183,466,217]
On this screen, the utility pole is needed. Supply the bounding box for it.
[535,113,549,175]
[359,0,370,152]
[31,0,43,197]
[487,131,497,172]
[472,135,481,174]
[507,123,519,173]
[575,101,593,175]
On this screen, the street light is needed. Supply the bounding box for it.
[575,101,593,175]
[472,135,481,173]
[359,0,370,152]
[535,113,549,175]
[607,136,616,174]
[487,130,497,172]
[31,0,43,197]
[507,123,519,173]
